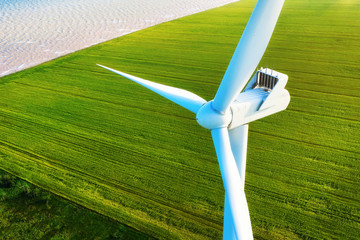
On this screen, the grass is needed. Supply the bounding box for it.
[0,169,153,240]
[1,0,359,239]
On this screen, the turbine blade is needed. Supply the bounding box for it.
[97,64,206,114]
[229,124,249,188]
[223,125,249,239]
[223,194,236,240]
[212,0,285,113]
[211,128,253,240]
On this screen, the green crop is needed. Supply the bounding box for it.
[1,0,359,239]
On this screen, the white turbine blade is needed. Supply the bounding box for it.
[212,0,285,113]
[223,194,236,240]
[97,64,206,114]
[211,128,253,240]
[229,124,249,188]
[223,125,249,240]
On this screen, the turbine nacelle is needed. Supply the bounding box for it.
[229,68,290,129]
[197,68,290,130]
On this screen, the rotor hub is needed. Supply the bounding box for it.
[196,101,232,130]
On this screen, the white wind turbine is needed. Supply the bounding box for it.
[97,0,290,239]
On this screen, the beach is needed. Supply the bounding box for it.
[0,0,238,77]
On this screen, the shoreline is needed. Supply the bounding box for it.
[0,0,238,78]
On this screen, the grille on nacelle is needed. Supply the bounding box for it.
[254,71,279,91]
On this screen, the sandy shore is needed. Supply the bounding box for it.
[0,0,238,77]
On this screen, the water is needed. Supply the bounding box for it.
[0,0,237,77]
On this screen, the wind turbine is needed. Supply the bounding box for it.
[97,0,290,239]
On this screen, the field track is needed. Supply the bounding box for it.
[1,0,359,239]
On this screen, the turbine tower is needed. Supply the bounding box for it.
[98,0,290,239]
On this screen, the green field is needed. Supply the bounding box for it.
[1,0,359,239]
[0,169,152,239]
